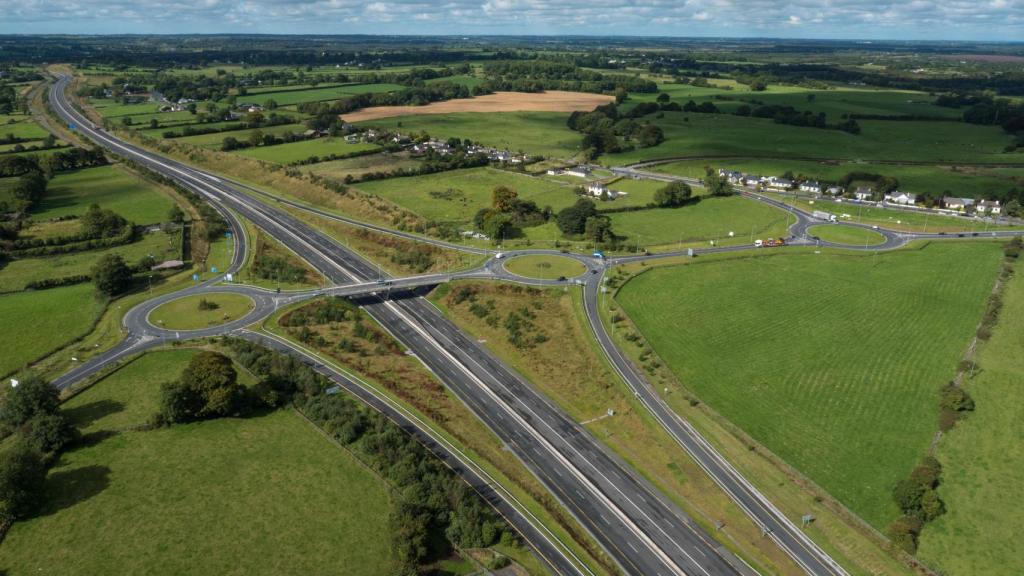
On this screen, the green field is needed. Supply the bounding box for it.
[356,166,575,225]
[238,82,404,106]
[605,113,1023,166]
[174,123,309,149]
[304,152,422,181]
[0,229,181,292]
[607,195,794,249]
[356,112,584,159]
[235,137,379,164]
[0,283,107,377]
[0,349,396,575]
[807,224,887,246]
[34,165,176,224]
[0,121,50,141]
[149,292,254,330]
[654,158,1024,200]
[504,254,586,279]
[917,256,1024,575]
[616,242,1005,527]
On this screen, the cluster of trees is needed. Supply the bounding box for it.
[653,181,694,207]
[346,149,490,184]
[0,81,23,114]
[80,204,129,238]
[567,103,665,158]
[301,81,475,117]
[0,148,106,180]
[702,168,736,197]
[0,376,79,527]
[556,198,617,246]
[887,457,946,554]
[158,351,248,424]
[2,169,47,212]
[480,60,657,94]
[838,172,900,199]
[473,186,549,241]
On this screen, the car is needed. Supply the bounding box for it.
[591,269,598,274]
[557,276,567,281]
[972,232,979,237]
[939,232,947,235]
[494,252,505,259]
[958,233,966,237]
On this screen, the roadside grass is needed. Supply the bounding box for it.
[149,292,255,330]
[356,111,584,159]
[607,194,794,249]
[33,164,176,224]
[234,138,379,164]
[303,151,422,182]
[770,193,1021,233]
[0,349,397,576]
[605,112,1023,166]
[0,228,181,293]
[428,281,806,574]
[0,283,106,378]
[264,299,614,575]
[355,166,575,226]
[653,158,1024,200]
[236,216,322,290]
[615,241,1005,528]
[806,224,887,246]
[916,255,1024,574]
[504,254,586,279]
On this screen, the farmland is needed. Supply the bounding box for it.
[343,90,613,122]
[235,137,379,164]
[304,151,422,182]
[616,241,1005,527]
[33,165,176,224]
[916,254,1024,575]
[0,349,397,576]
[174,123,308,149]
[236,82,404,106]
[0,283,106,377]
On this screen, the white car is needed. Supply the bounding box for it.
[494,252,505,259]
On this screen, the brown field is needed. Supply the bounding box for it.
[343,91,614,122]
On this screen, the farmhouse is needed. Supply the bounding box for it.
[943,197,975,211]
[743,175,762,187]
[853,187,873,201]
[826,185,844,196]
[799,180,822,194]
[587,183,626,199]
[766,177,794,191]
[979,200,1002,214]
[884,191,917,205]
[565,166,592,178]
[718,169,744,184]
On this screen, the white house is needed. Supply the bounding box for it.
[944,197,975,211]
[766,177,794,191]
[743,175,762,187]
[853,187,874,201]
[799,180,822,194]
[979,199,1001,215]
[884,191,917,205]
[586,183,626,200]
[718,169,744,184]
[825,185,844,196]
[564,166,591,178]
[545,168,563,176]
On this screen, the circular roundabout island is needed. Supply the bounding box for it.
[149,292,256,331]
[503,254,588,280]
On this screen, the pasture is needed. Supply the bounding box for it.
[0,349,396,576]
[234,138,379,164]
[343,90,613,122]
[616,241,1005,528]
[149,293,255,330]
[239,82,404,106]
[304,152,422,181]
[607,195,794,249]
[355,166,575,225]
[0,283,106,377]
[605,112,1023,166]
[34,165,176,224]
[174,123,309,149]
[917,256,1024,575]
[356,111,584,159]
[806,224,887,246]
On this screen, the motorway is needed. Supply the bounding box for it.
[49,75,755,576]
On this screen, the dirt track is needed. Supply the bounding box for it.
[343,90,614,122]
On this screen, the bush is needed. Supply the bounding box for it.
[22,412,78,454]
[0,442,47,523]
[0,375,60,430]
[197,298,220,311]
[91,253,133,296]
[887,514,923,554]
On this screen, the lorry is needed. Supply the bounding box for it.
[812,210,838,222]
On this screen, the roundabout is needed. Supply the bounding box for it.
[148,292,257,331]
[807,224,887,247]
[502,254,588,280]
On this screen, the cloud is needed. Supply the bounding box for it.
[0,0,1021,39]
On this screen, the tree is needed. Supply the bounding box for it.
[654,181,692,207]
[80,204,127,238]
[892,478,925,514]
[491,186,518,212]
[656,92,670,103]
[248,129,264,148]
[584,215,614,243]
[23,412,78,454]
[12,170,47,205]
[0,375,59,430]
[0,442,47,522]
[221,136,241,151]
[159,351,245,423]
[704,168,735,197]
[637,124,664,148]
[167,205,186,223]
[614,87,628,103]
[556,198,598,235]
[91,254,132,296]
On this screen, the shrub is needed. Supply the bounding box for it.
[0,375,60,430]
[22,413,78,454]
[0,442,47,523]
[887,514,923,554]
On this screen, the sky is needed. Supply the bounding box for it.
[0,0,1022,41]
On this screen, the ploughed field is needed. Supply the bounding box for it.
[616,241,1004,528]
[342,90,614,122]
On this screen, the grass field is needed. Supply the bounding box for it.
[807,224,887,245]
[0,121,51,141]
[356,111,584,159]
[616,242,1005,528]
[0,349,397,576]
[304,151,422,181]
[34,165,176,224]
[654,158,1024,200]
[237,82,404,106]
[343,91,613,122]
[916,257,1024,575]
[607,195,794,249]
[0,283,106,377]
[355,167,576,226]
[174,123,308,149]
[149,293,254,330]
[0,229,180,293]
[605,113,1023,166]
[234,138,379,164]
[504,254,586,279]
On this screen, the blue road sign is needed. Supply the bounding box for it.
[211,266,218,273]
[192,274,199,281]
[68,123,76,130]
[593,251,605,259]
[225,232,232,238]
